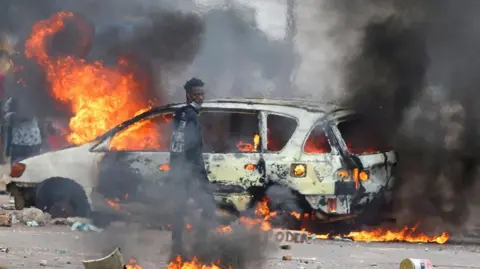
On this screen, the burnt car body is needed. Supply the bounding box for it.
[1,98,396,223]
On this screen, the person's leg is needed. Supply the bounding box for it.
[191,181,217,252]
[170,179,188,260]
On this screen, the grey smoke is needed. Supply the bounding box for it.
[323,0,480,231]
[0,0,284,266]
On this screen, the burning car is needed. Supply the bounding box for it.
[1,98,396,225]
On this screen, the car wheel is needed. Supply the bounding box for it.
[354,191,387,227]
[10,185,25,210]
[35,177,91,219]
[262,185,311,230]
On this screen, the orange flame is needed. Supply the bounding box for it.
[216,225,233,233]
[106,199,121,211]
[343,226,450,244]
[168,256,233,269]
[25,11,157,149]
[159,163,170,171]
[125,258,142,269]
[215,196,449,245]
[237,134,260,152]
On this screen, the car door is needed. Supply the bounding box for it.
[89,108,175,203]
[199,108,264,193]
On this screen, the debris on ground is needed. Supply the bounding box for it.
[332,237,354,242]
[0,247,9,253]
[51,218,69,225]
[39,260,47,266]
[26,221,39,227]
[282,255,292,261]
[282,255,317,263]
[0,203,15,211]
[82,247,124,269]
[52,217,91,226]
[0,212,12,227]
[280,245,291,250]
[71,222,102,232]
[17,208,51,226]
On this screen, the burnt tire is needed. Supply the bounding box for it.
[262,185,311,230]
[354,191,388,227]
[35,177,90,219]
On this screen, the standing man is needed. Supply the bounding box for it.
[169,77,216,258]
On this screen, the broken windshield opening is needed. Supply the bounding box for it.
[337,117,391,155]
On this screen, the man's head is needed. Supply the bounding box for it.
[184,77,205,106]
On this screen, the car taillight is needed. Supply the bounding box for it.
[336,169,350,180]
[335,168,370,186]
[10,163,26,178]
[245,163,256,171]
[359,170,369,181]
[290,163,306,177]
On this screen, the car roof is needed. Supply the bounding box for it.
[96,98,354,142]
[160,97,348,113]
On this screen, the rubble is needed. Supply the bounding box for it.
[0,203,15,211]
[281,255,317,263]
[26,221,39,227]
[71,222,102,232]
[82,248,124,269]
[51,217,91,226]
[17,208,51,226]
[0,212,12,227]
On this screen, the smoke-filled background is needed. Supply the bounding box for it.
[318,0,480,233]
[0,0,283,266]
[4,0,480,264]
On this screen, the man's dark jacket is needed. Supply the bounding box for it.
[169,104,208,183]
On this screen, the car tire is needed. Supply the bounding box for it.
[354,190,387,227]
[262,185,310,230]
[35,177,91,219]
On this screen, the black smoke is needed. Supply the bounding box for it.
[0,0,278,267]
[325,0,480,231]
[1,0,205,119]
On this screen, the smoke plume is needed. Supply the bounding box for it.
[323,0,480,231]
[0,0,281,266]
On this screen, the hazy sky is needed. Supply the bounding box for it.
[195,0,288,40]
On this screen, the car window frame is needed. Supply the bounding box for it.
[199,108,263,154]
[89,107,177,152]
[301,118,340,156]
[332,114,389,156]
[262,111,299,154]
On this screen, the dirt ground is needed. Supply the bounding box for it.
[0,195,479,269]
[0,223,479,269]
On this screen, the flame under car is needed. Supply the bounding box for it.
[1,98,396,226]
